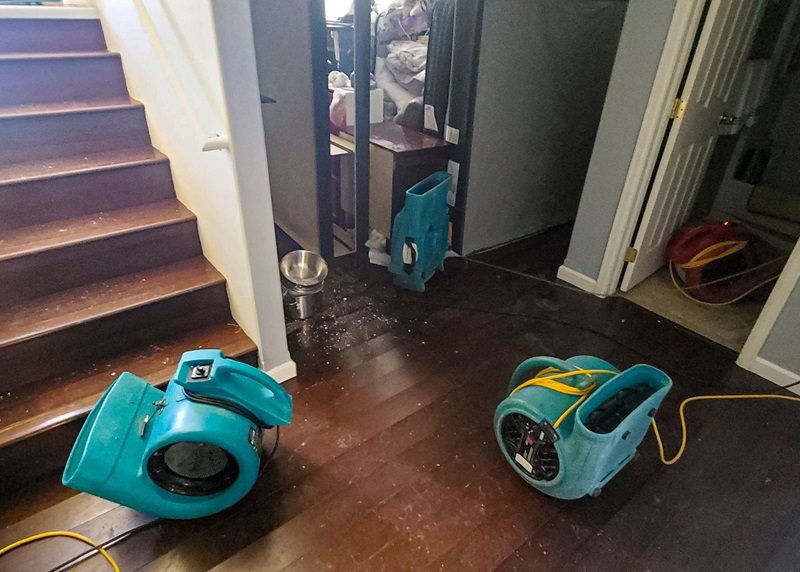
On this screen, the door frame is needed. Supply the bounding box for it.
[310,0,334,260]
[592,0,800,385]
[593,0,707,298]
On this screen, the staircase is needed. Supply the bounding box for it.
[0,14,258,490]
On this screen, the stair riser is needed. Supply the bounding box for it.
[0,19,106,54]
[0,417,80,496]
[0,55,128,108]
[0,106,151,166]
[0,350,259,494]
[0,220,203,304]
[0,284,232,393]
[0,160,175,231]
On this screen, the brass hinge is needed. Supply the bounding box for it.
[624,247,638,263]
[670,98,687,119]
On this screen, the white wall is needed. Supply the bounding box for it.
[92,0,294,379]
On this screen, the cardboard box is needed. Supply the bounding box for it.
[343,88,384,126]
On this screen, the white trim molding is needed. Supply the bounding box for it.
[594,0,707,297]
[737,239,800,376]
[747,357,800,388]
[0,5,97,19]
[557,265,603,297]
[266,360,297,384]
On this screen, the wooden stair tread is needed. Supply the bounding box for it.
[0,147,168,185]
[0,200,195,261]
[0,98,134,118]
[0,97,139,119]
[0,51,116,61]
[0,257,224,349]
[0,322,257,448]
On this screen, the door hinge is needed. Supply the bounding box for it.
[624,247,638,263]
[670,98,687,119]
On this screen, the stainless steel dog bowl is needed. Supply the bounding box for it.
[280,250,328,319]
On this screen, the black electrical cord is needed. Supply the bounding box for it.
[45,259,652,570]
[47,426,280,571]
[259,426,281,478]
[182,390,268,429]
[47,518,160,572]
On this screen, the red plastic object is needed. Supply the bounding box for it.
[666,220,785,304]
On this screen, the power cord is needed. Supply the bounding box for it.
[2,427,282,572]
[651,393,800,465]
[0,530,122,572]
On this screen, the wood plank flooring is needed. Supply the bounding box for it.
[1,256,799,571]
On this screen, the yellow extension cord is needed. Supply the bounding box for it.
[4,371,800,566]
[0,530,120,571]
[510,367,800,465]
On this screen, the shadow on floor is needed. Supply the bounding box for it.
[469,222,575,281]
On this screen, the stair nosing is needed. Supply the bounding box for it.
[0,51,118,62]
[0,261,226,350]
[0,338,257,448]
[0,149,169,188]
[0,202,196,262]
[0,99,142,121]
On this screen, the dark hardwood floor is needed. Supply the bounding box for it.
[470,222,575,281]
[1,256,799,571]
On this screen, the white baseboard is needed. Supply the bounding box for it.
[556,265,603,296]
[265,359,297,383]
[743,356,800,388]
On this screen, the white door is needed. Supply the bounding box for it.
[620,0,767,291]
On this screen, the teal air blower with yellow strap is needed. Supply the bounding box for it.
[494,356,671,499]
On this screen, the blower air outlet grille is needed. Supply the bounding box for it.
[500,413,559,481]
[148,441,240,496]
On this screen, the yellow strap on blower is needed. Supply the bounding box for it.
[669,238,783,306]
[679,239,748,269]
[510,367,618,429]
[512,367,800,465]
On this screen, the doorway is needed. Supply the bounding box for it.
[614,0,800,352]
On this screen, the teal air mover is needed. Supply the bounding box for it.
[388,171,451,292]
[62,350,292,519]
[495,356,671,499]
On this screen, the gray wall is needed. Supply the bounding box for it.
[764,68,800,193]
[251,0,321,252]
[562,0,679,279]
[461,0,627,254]
[760,279,800,376]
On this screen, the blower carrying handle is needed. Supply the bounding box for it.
[173,350,293,428]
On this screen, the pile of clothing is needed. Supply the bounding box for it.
[373,0,429,119]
